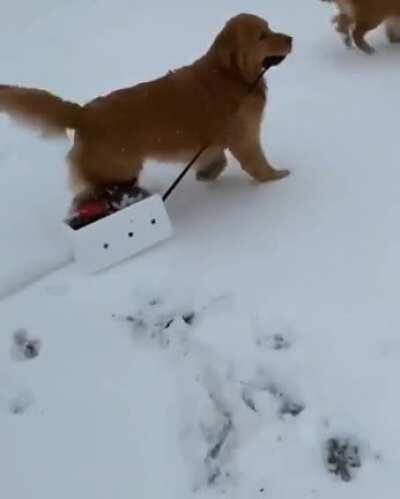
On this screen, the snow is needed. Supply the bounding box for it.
[1,0,400,497]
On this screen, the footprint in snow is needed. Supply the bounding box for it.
[256,332,292,351]
[116,297,197,348]
[325,437,362,482]
[241,377,305,418]
[9,390,34,415]
[11,329,41,361]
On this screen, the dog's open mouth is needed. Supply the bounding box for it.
[262,55,287,70]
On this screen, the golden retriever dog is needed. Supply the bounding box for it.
[0,14,292,198]
[322,0,400,54]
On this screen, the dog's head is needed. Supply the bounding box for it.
[210,14,293,83]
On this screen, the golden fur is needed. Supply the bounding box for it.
[323,0,400,53]
[0,14,292,196]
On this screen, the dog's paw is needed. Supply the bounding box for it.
[256,169,290,183]
[361,45,376,55]
[196,159,227,182]
[342,34,352,48]
[354,39,376,55]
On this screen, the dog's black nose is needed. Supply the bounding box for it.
[276,33,293,49]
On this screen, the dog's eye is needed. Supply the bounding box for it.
[259,32,269,40]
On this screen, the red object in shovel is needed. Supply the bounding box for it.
[77,199,111,219]
[67,199,113,230]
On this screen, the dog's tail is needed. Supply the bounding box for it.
[0,85,82,137]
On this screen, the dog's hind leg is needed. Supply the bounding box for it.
[67,143,143,195]
[386,17,400,43]
[196,147,227,181]
[352,23,378,54]
[352,8,383,54]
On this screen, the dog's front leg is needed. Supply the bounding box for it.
[228,97,289,182]
[229,139,289,182]
[332,13,352,47]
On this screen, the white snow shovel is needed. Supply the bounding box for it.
[63,148,204,273]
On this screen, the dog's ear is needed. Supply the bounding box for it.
[211,28,236,71]
[211,28,260,83]
[235,48,262,84]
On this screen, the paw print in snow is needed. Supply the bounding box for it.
[325,437,361,482]
[9,390,34,415]
[11,329,41,361]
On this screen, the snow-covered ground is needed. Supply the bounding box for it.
[1,1,400,497]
